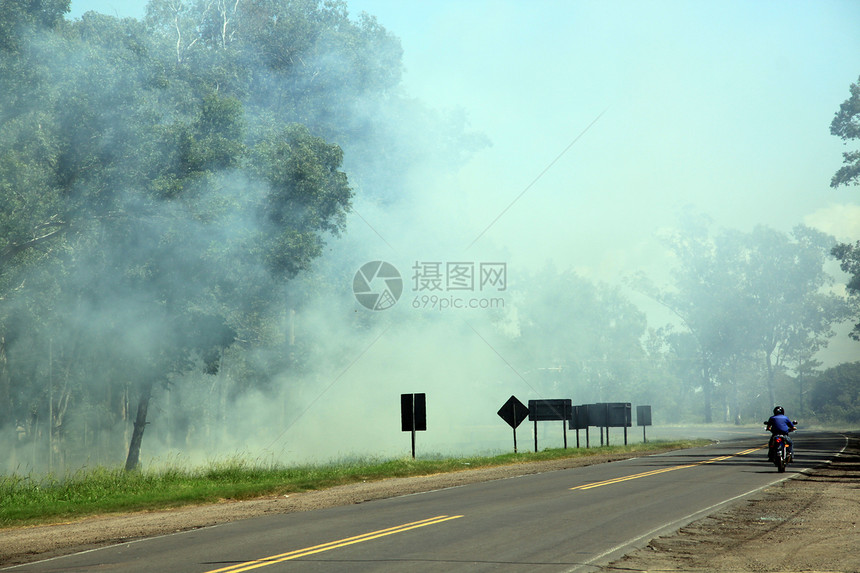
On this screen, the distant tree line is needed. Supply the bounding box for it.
[501,221,856,427]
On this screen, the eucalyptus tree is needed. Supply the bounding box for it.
[1,0,405,471]
[639,220,848,422]
[830,75,860,189]
[829,75,860,340]
[809,361,860,423]
[831,241,860,340]
[0,0,73,439]
[635,217,750,422]
[729,225,849,408]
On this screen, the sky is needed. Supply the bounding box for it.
[66,0,860,262]
[64,1,859,372]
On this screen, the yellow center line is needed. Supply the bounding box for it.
[571,446,765,491]
[203,515,463,573]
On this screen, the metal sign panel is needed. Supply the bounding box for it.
[401,393,427,432]
[637,405,652,427]
[498,396,529,429]
[528,399,571,421]
[586,403,608,427]
[414,393,426,431]
[607,402,632,428]
[400,394,412,431]
[569,404,588,430]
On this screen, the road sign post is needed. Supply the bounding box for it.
[607,402,632,445]
[401,393,426,458]
[586,403,608,447]
[528,399,572,452]
[637,405,652,442]
[569,405,588,448]
[497,396,529,453]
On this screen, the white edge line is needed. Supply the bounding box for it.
[565,477,793,573]
[565,433,850,573]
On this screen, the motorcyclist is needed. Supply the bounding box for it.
[766,406,796,461]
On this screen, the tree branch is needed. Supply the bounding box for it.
[0,220,68,266]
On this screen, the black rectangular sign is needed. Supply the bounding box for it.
[586,403,607,427]
[569,404,588,430]
[401,393,427,432]
[637,405,652,427]
[607,402,632,428]
[528,399,571,422]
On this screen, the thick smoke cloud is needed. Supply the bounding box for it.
[2,0,858,474]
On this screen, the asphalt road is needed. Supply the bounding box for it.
[7,431,846,573]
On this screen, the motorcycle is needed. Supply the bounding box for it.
[764,421,797,473]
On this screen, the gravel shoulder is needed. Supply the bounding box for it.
[2,437,858,571]
[605,432,860,573]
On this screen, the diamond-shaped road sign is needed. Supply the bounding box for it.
[497,395,529,429]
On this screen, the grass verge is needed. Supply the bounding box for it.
[0,440,707,528]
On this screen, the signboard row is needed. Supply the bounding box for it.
[497,396,653,452]
[499,398,650,428]
[401,393,653,457]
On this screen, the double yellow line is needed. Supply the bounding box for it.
[570,446,763,491]
[204,515,463,573]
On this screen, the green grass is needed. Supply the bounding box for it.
[0,440,707,528]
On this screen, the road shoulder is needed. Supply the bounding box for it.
[604,433,860,572]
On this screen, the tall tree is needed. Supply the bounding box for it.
[734,225,850,407]
[830,75,860,188]
[635,217,747,422]
[831,241,860,340]
[809,361,860,423]
[638,219,849,422]
[0,1,401,470]
[829,75,860,340]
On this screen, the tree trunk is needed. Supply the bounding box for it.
[701,353,713,423]
[125,381,153,471]
[729,361,741,425]
[765,351,776,408]
[0,336,10,427]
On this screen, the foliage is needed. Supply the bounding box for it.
[809,362,860,423]
[830,76,860,188]
[0,0,403,471]
[831,241,860,340]
[636,218,850,423]
[828,75,860,341]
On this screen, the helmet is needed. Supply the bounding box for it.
[773,406,784,416]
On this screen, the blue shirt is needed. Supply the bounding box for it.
[768,414,794,434]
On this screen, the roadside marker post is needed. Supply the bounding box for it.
[528,399,572,452]
[497,396,529,453]
[401,393,426,458]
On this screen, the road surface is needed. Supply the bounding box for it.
[6,431,845,573]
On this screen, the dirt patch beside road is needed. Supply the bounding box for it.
[605,433,860,572]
